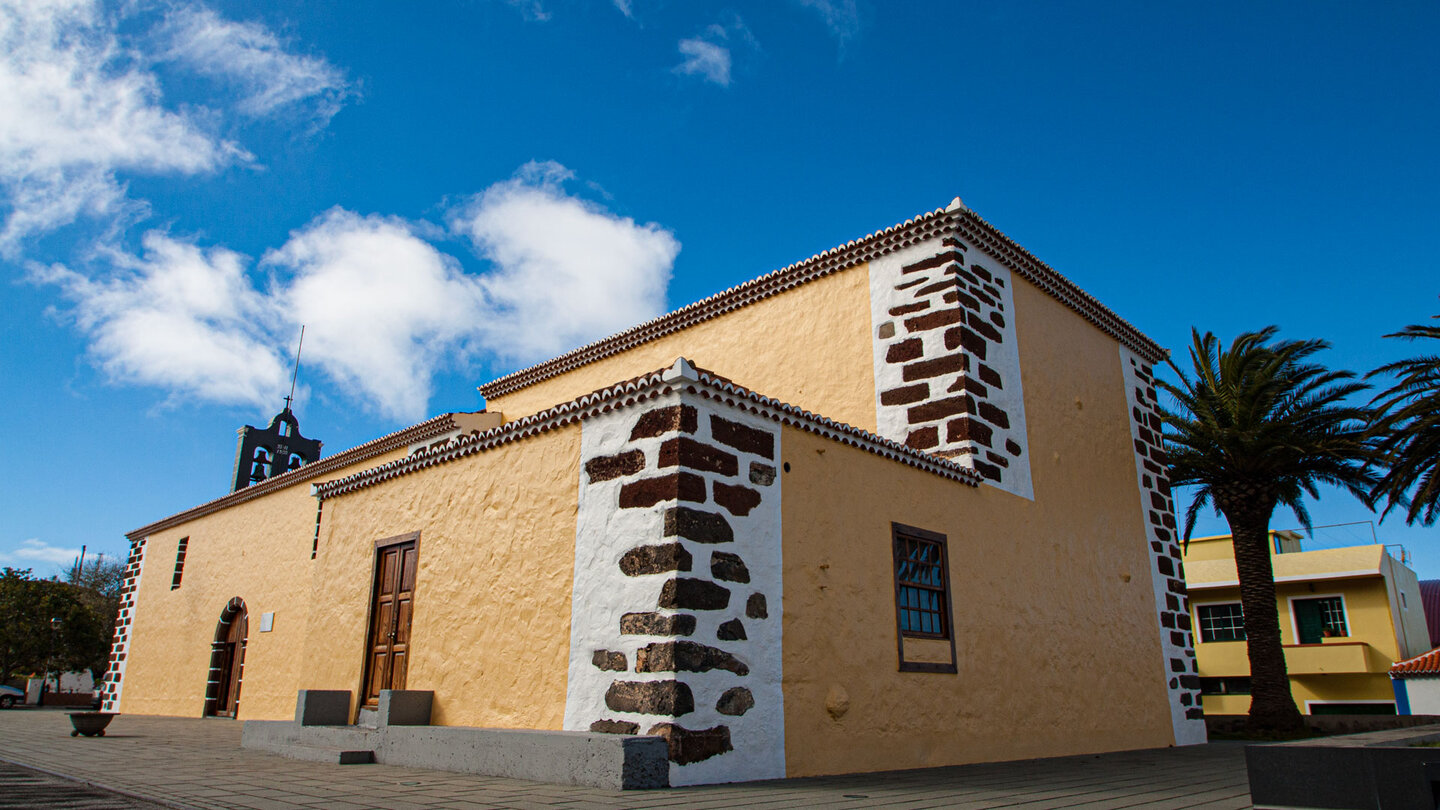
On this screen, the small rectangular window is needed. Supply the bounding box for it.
[171,537,188,590]
[1198,603,1245,643]
[1199,676,1251,696]
[891,523,956,674]
[1294,596,1348,642]
[894,531,949,638]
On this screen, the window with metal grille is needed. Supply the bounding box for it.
[1197,602,1245,642]
[171,537,188,590]
[893,527,950,639]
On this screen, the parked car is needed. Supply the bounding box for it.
[0,684,23,709]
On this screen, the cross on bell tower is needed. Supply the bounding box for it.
[229,328,323,492]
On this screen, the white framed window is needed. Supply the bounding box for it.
[1196,602,1245,643]
[1289,594,1349,643]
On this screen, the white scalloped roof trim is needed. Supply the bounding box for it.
[479,201,1167,400]
[318,361,982,499]
[126,412,475,540]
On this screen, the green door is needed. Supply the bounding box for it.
[1293,599,1325,644]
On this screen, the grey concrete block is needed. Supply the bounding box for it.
[377,690,433,727]
[294,690,351,726]
[377,726,668,790]
[241,718,667,790]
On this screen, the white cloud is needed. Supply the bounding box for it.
[2,538,83,570]
[37,162,679,423]
[796,0,860,45]
[675,37,731,86]
[503,0,550,22]
[449,160,680,365]
[673,16,756,87]
[265,210,485,423]
[0,0,245,251]
[0,0,349,253]
[612,0,633,18]
[159,4,351,122]
[35,231,290,409]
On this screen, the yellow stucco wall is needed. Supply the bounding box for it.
[120,426,581,727]
[119,445,410,719]
[484,264,878,429]
[1191,576,1402,714]
[778,276,1174,777]
[298,425,582,729]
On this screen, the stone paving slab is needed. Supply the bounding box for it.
[0,710,1254,809]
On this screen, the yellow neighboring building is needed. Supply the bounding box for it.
[1183,531,1430,716]
[105,198,1206,786]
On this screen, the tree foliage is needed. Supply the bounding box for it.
[1158,327,1377,734]
[0,568,111,686]
[1368,314,1440,525]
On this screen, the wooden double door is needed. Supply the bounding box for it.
[361,538,417,707]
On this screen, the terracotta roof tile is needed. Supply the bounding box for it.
[1390,646,1440,678]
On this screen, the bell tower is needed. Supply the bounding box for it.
[230,326,322,492]
[230,405,322,492]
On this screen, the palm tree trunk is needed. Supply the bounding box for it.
[1221,502,1306,734]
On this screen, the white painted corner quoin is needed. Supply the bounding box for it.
[1120,345,1206,746]
[567,359,785,785]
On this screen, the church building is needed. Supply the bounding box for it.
[103,198,1204,787]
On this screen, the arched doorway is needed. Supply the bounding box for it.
[203,598,247,718]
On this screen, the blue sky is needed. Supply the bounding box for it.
[2,0,1437,578]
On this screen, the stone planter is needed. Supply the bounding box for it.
[68,712,115,737]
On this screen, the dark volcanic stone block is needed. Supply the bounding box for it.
[902,354,967,382]
[904,308,964,333]
[749,462,776,486]
[659,578,731,611]
[646,723,733,765]
[888,301,930,316]
[901,249,965,275]
[636,640,749,676]
[621,611,697,636]
[713,481,762,516]
[715,687,754,716]
[619,542,693,576]
[881,383,930,406]
[710,551,751,583]
[658,437,738,476]
[605,679,694,716]
[663,506,733,543]
[977,401,1010,429]
[906,427,939,449]
[585,450,645,483]
[592,650,627,672]
[716,618,747,641]
[947,417,994,447]
[885,338,923,363]
[619,472,706,508]
[710,415,775,459]
[590,719,640,734]
[907,395,976,424]
[746,592,768,619]
[630,404,698,440]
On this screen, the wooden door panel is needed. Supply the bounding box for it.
[361,539,417,707]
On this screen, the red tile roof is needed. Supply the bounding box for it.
[1390,646,1440,678]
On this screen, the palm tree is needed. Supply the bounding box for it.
[1368,315,1440,526]
[1158,327,1377,734]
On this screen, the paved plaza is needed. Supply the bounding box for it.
[0,710,1255,809]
